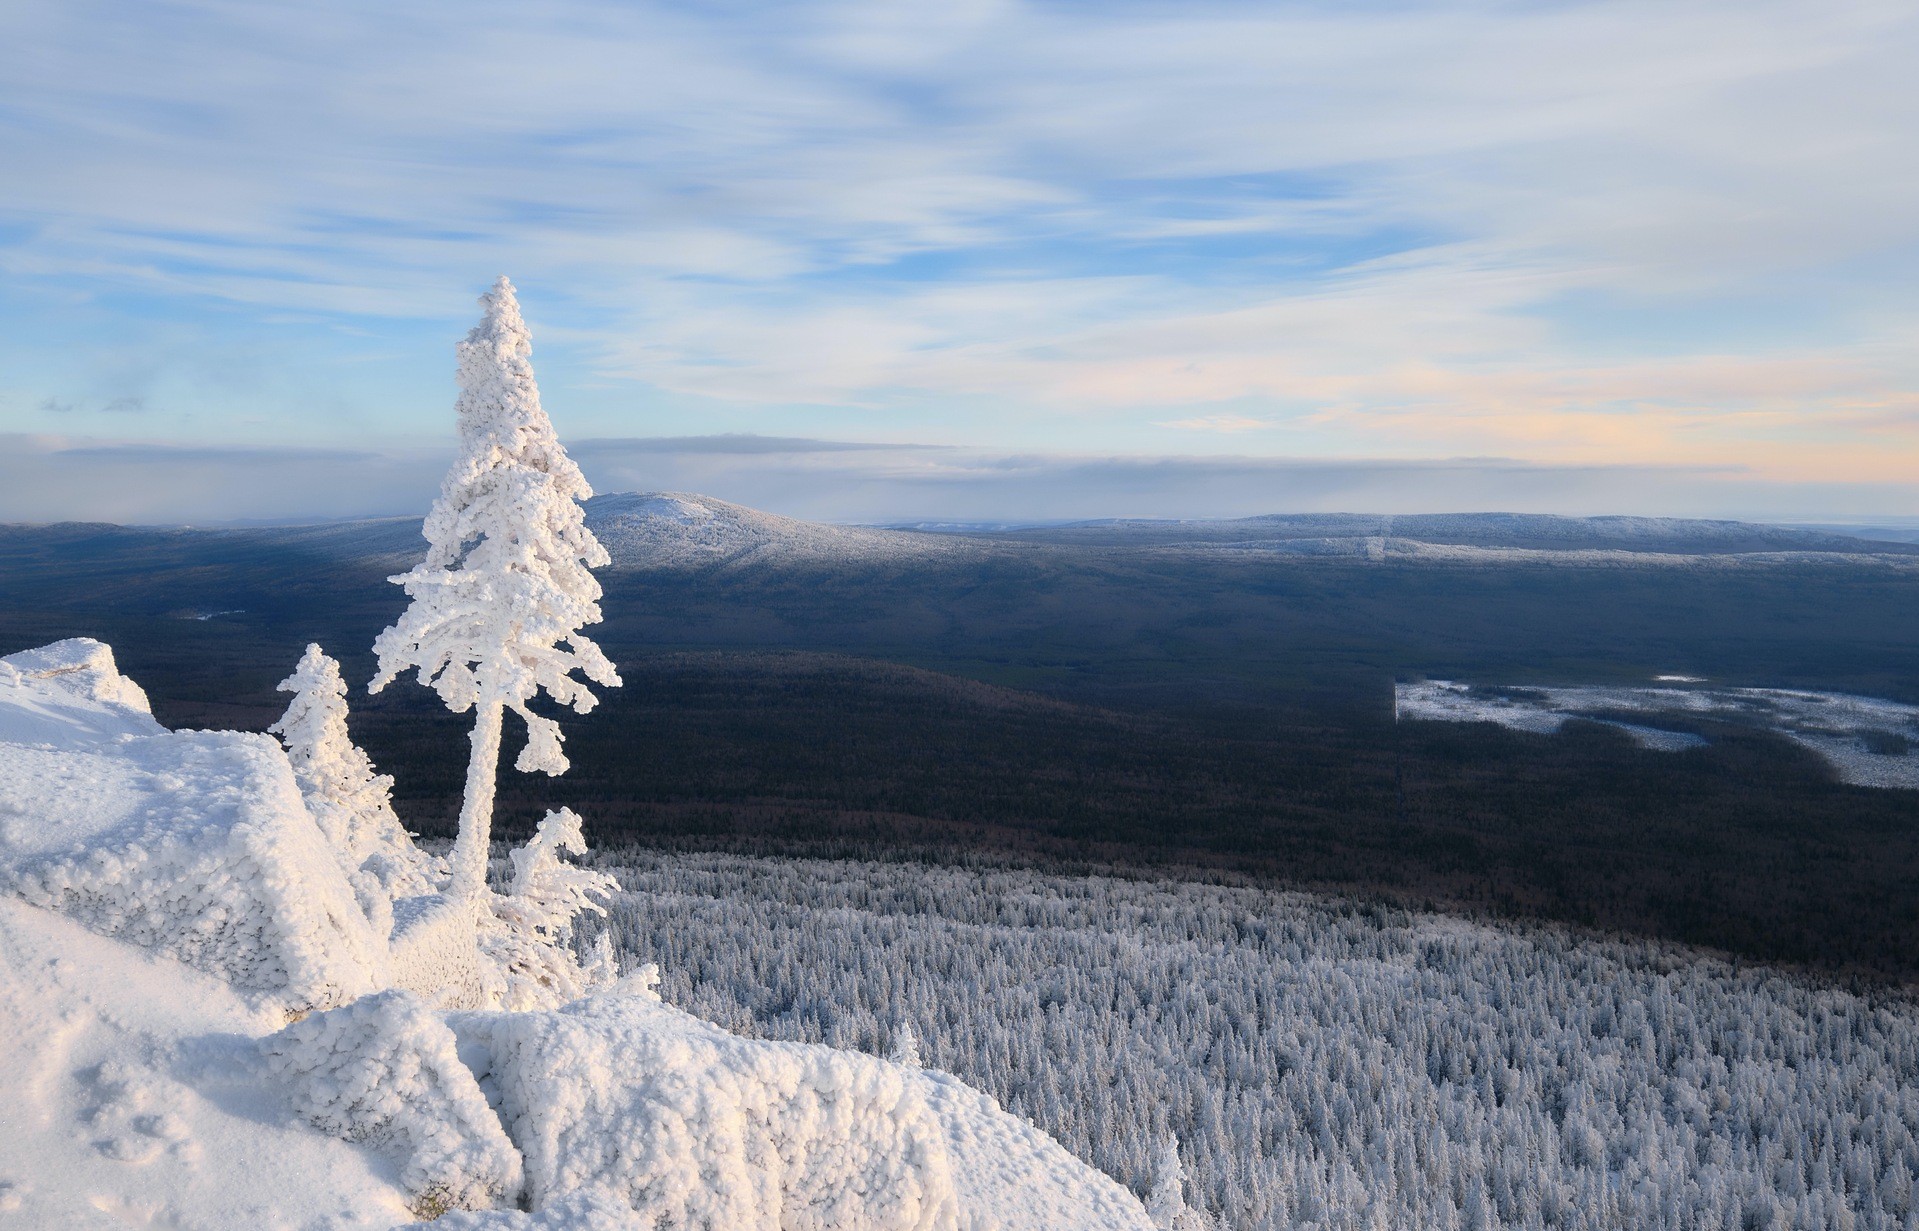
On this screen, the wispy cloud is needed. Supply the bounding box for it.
[1156,416,1270,435]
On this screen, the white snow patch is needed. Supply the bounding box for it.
[1398,679,1919,785]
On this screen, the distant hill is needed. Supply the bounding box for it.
[10,497,1917,576]
[906,510,1919,556]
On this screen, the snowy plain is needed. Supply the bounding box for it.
[1397,679,1919,787]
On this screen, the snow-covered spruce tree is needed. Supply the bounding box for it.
[1147,1136,1206,1231]
[271,643,440,921]
[888,1021,922,1069]
[370,277,620,899]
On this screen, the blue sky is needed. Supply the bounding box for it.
[2,0,1917,521]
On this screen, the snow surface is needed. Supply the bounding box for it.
[0,894,415,1230]
[262,990,524,1215]
[0,639,1153,1229]
[429,985,1150,1231]
[1397,679,1919,785]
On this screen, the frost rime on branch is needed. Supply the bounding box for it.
[370,277,620,897]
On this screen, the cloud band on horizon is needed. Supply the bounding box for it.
[4,433,1915,528]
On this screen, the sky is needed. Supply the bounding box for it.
[2,0,1917,524]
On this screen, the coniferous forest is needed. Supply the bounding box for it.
[596,849,1919,1231]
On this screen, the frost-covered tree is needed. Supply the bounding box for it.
[888,1021,922,1069]
[271,643,439,917]
[502,807,617,935]
[483,808,619,1009]
[1147,1136,1198,1231]
[371,277,620,898]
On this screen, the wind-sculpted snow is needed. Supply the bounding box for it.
[439,985,1149,1231]
[604,851,1919,1231]
[1399,678,1919,786]
[0,639,388,1008]
[262,989,524,1215]
[450,990,965,1231]
[0,895,415,1228]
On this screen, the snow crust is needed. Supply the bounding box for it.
[0,637,162,745]
[435,986,1150,1231]
[0,895,414,1230]
[451,991,964,1230]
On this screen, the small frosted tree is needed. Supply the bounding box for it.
[371,276,620,898]
[1148,1135,1207,1231]
[888,1021,922,1069]
[271,643,439,924]
[484,807,620,1008]
[273,643,394,855]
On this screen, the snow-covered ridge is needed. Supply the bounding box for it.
[592,500,1919,571]
[15,498,1919,575]
[950,510,1919,553]
[585,492,990,571]
[0,638,1153,1229]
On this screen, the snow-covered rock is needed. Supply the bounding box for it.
[441,987,1151,1231]
[262,989,524,1215]
[452,990,960,1229]
[0,638,1156,1229]
[0,637,162,745]
[0,639,387,1010]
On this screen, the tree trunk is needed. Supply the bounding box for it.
[451,698,505,899]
